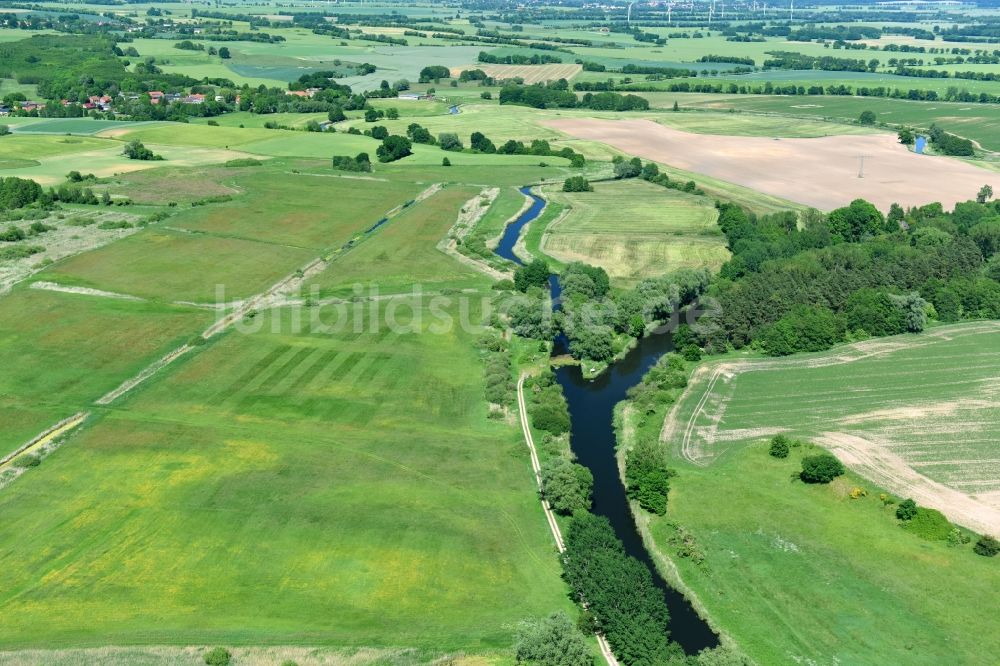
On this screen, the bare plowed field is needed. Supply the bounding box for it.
[546,118,1000,210]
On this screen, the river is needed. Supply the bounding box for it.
[496,186,719,654]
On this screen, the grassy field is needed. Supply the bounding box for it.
[664,322,1000,534]
[170,170,426,249]
[537,179,728,284]
[0,299,571,652]
[0,152,577,655]
[0,289,210,458]
[640,437,1000,665]
[41,228,314,302]
[304,184,490,296]
[691,95,1000,151]
[0,130,252,185]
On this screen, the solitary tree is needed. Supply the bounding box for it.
[0,124,9,136]
[441,157,451,167]
[437,132,463,151]
[800,453,845,484]
[858,110,876,126]
[977,184,993,204]
[897,127,915,145]
[217,47,230,59]
[375,135,412,163]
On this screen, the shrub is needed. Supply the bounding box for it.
[438,132,463,151]
[895,498,918,521]
[681,344,702,361]
[799,453,845,484]
[13,454,41,468]
[0,225,26,242]
[858,110,876,125]
[0,245,43,260]
[204,647,231,666]
[98,220,133,230]
[224,158,263,167]
[442,157,451,167]
[974,534,1000,557]
[0,124,9,136]
[122,140,163,161]
[331,153,372,172]
[768,435,790,458]
[901,507,952,541]
[947,528,971,547]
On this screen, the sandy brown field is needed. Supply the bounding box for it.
[454,63,582,84]
[545,118,1000,210]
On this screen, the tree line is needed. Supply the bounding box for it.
[685,193,1000,356]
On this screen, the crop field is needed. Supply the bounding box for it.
[538,179,728,284]
[652,108,880,138]
[692,95,1000,152]
[662,322,1000,535]
[457,63,583,84]
[0,289,210,458]
[547,117,1000,210]
[0,299,570,651]
[10,119,154,135]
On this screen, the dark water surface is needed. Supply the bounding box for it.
[496,187,719,653]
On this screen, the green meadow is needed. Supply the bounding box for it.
[538,179,729,284]
[0,289,211,458]
[0,299,571,652]
[0,123,582,656]
[304,185,489,296]
[643,439,1000,665]
[693,95,1000,151]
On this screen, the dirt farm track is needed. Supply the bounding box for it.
[546,118,1000,211]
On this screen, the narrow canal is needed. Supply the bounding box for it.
[496,186,719,654]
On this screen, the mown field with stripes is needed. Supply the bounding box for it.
[0,153,573,658]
